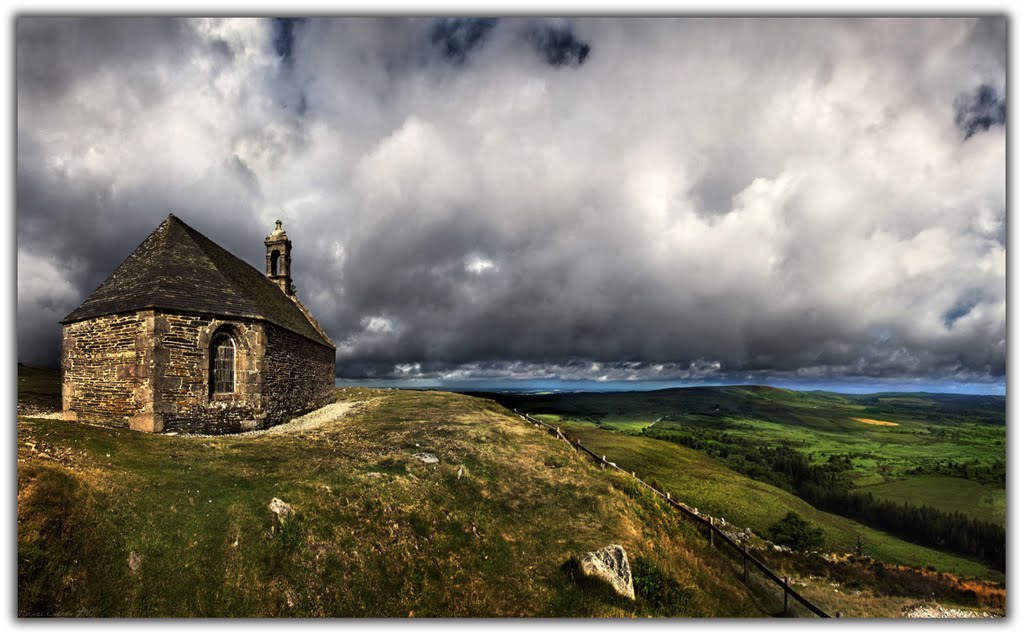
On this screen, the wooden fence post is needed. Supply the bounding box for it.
[783,577,789,615]
[708,518,714,547]
[743,546,749,582]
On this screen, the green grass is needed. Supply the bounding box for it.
[17,364,61,413]
[18,385,770,617]
[558,421,1002,583]
[858,477,1006,526]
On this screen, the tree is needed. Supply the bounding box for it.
[767,512,825,552]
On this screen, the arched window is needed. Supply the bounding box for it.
[270,250,280,276]
[210,333,236,394]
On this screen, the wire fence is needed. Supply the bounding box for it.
[515,410,839,618]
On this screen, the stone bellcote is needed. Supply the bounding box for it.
[264,220,292,295]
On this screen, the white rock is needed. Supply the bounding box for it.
[413,452,439,464]
[128,551,141,573]
[579,544,635,601]
[269,497,293,523]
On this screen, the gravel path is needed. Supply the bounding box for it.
[255,401,359,436]
[902,604,998,619]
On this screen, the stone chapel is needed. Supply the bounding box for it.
[60,214,336,434]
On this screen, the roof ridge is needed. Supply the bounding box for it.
[290,295,336,348]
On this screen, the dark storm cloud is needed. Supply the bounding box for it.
[16,17,1005,387]
[954,84,1006,140]
[430,18,498,64]
[272,17,306,67]
[527,21,590,66]
[943,300,977,330]
[16,17,193,102]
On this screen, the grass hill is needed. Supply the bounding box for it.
[18,371,1003,617]
[18,384,768,617]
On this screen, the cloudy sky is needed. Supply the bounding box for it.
[16,17,1006,391]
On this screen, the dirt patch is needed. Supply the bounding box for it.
[853,417,899,427]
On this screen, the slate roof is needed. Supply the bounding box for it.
[61,214,334,349]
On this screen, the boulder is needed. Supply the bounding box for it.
[413,452,439,464]
[579,544,635,600]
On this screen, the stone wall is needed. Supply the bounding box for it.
[62,308,335,434]
[62,311,150,427]
[155,311,265,434]
[263,322,336,423]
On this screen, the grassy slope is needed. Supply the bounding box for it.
[560,422,1002,582]
[18,387,771,618]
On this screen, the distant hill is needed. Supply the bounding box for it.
[476,385,1006,429]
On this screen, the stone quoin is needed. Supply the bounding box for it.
[60,214,336,434]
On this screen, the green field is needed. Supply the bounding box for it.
[859,477,1005,526]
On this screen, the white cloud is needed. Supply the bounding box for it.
[464,254,495,274]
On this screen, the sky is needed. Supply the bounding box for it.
[15,17,1007,393]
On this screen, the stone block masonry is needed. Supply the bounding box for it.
[62,308,336,435]
[154,311,265,435]
[263,322,336,425]
[62,310,151,427]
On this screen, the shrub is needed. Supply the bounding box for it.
[632,556,692,614]
[767,512,825,552]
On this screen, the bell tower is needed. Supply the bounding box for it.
[264,220,292,295]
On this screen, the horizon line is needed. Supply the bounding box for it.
[334,377,1006,397]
